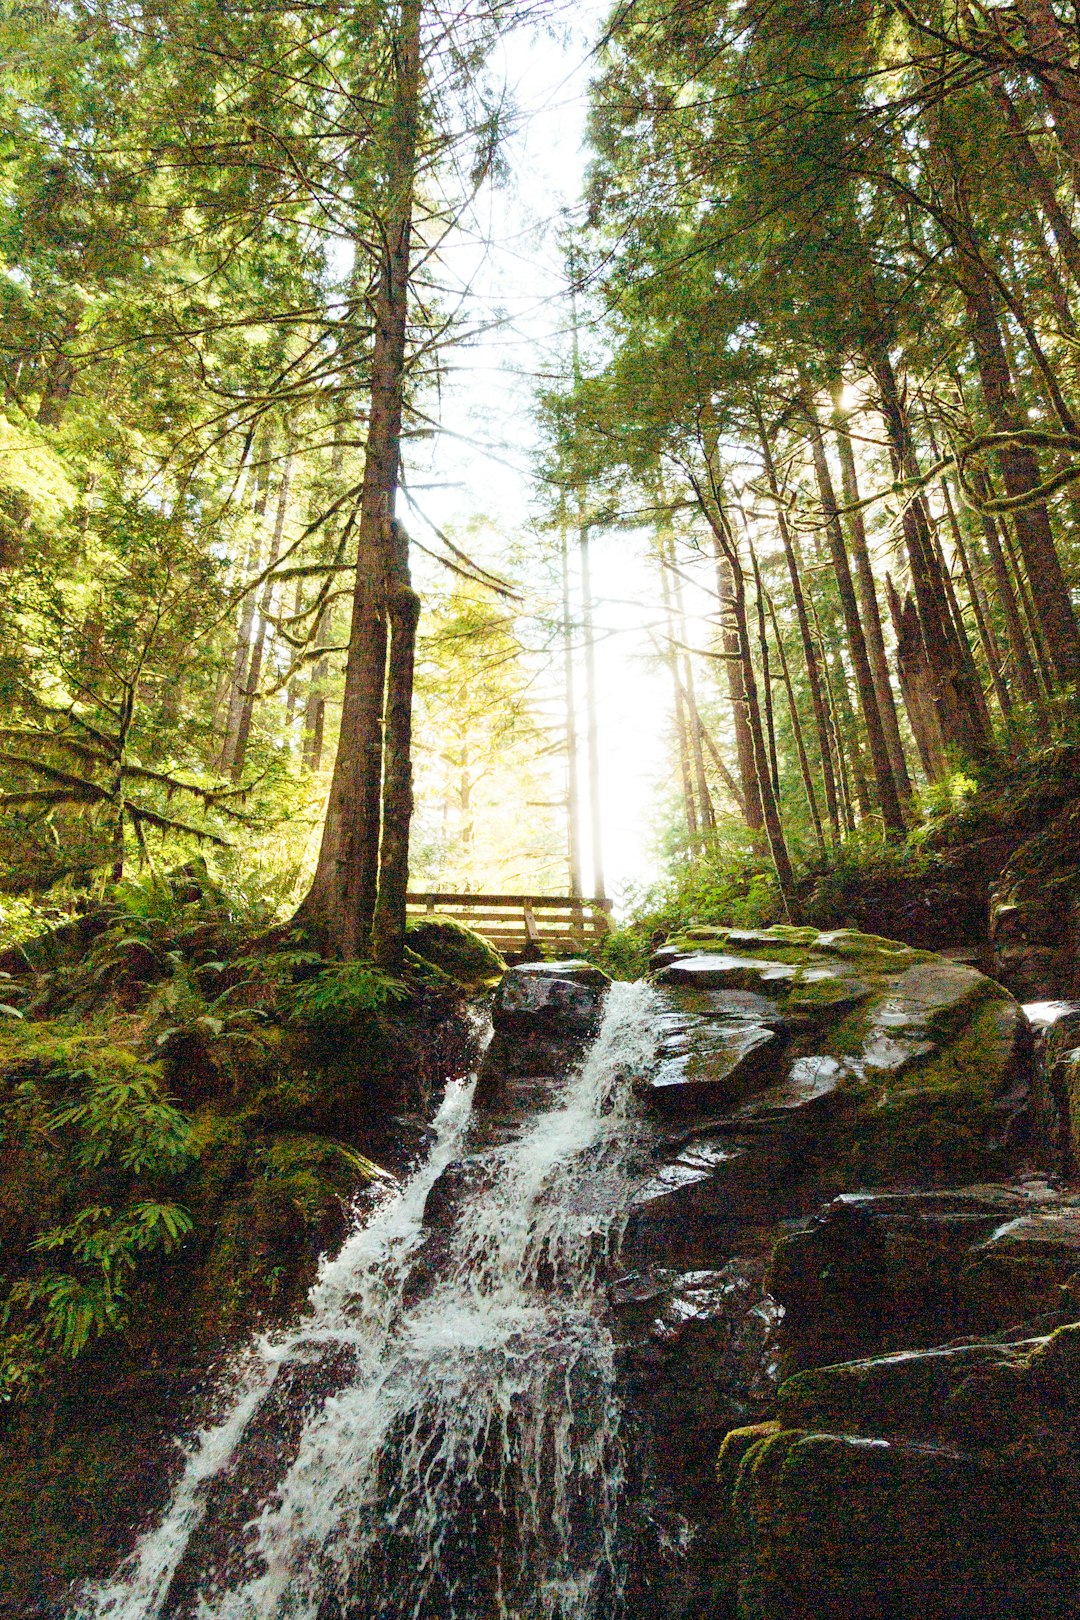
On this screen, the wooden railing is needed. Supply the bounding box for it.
[405,893,613,958]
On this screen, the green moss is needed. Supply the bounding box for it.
[888,994,1013,1095]
[405,915,504,988]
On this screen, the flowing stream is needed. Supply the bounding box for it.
[76,980,660,1620]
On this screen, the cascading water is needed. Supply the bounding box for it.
[75,979,660,1620]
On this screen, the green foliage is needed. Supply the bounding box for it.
[0,1023,194,1392]
[597,849,782,980]
[258,1134,391,1224]
[287,960,410,1031]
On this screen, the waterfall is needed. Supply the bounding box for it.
[75,979,660,1620]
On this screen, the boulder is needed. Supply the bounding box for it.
[476,961,613,1114]
[645,926,1032,1184]
[645,988,788,1116]
[491,959,610,1033]
[716,1325,1080,1619]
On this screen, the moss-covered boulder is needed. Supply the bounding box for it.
[716,1324,1080,1619]
[405,914,504,989]
[647,926,1031,1183]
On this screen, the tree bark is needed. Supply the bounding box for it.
[231,446,293,781]
[886,577,949,780]
[868,345,994,760]
[749,548,780,798]
[754,401,841,841]
[371,521,421,970]
[1015,0,1080,186]
[559,512,583,897]
[660,552,700,848]
[670,538,717,834]
[830,388,914,802]
[766,589,826,856]
[989,72,1080,286]
[963,274,1080,685]
[579,512,606,898]
[970,468,1044,705]
[938,468,1012,719]
[693,474,796,915]
[303,603,333,771]
[805,390,907,837]
[297,0,421,957]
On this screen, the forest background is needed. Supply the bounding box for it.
[2,0,1080,956]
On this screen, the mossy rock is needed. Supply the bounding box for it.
[649,927,1031,1183]
[406,915,504,989]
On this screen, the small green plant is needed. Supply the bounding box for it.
[4,1199,193,1362]
[287,961,410,1029]
[0,1024,196,1393]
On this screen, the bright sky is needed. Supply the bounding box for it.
[406,4,677,907]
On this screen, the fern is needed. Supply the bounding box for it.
[287,961,409,1028]
[5,1199,192,1359]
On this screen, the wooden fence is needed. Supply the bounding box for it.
[405,892,613,958]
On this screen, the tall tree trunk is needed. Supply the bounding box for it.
[659,550,699,848]
[755,403,841,841]
[1015,0,1080,186]
[579,512,606,898]
[231,446,293,782]
[767,589,826,856]
[559,513,583,897]
[805,390,907,837]
[713,542,765,834]
[670,537,717,833]
[830,387,914,801]
[938,467,1012,719]
[963,274,1080,686]
[303,604,333,771]
[887,577,949,780]
[219,451,271,771]
[693,475,796,915]
[683,684,747,818]
[749,548,780,796]
[868,345,993,759]
[989,72,1080,287]
[298,0,421,957]
[372,520,421,969]
[970,469,1044,705]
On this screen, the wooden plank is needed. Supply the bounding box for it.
[406,892,611,910]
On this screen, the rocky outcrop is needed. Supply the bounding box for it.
[608,926,1080,1618]
[990,800,1080,1002]
[644,925,1031,1181]
[717,1320,1080,1619]
[475,959,611,1115]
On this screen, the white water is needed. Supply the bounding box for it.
[76,979,660,1620]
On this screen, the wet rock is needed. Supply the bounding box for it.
[653,952,800,992]
[991,798,1080,1001]
[476,961,612,1109]
[961,1201,1080,1332]
[643,928,1032,1182]
[716,1324,1080,1619]
[643,987,787,1116]
[768,1181,1064,1375]
[492,959,611,1033]
[1026,1000,1080,1173]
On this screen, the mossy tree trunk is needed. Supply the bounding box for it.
[296,0,422,959]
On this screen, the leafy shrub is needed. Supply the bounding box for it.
[0,1025,195,1393]
[595,854,781,980]
[287,961,409,1031]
